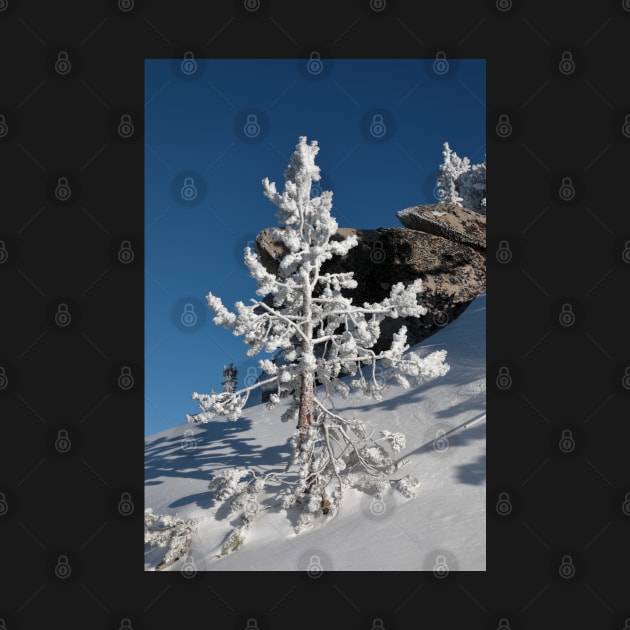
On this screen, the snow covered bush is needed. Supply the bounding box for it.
[188,136,450,555]
[436,141,486,214]
[144,508,200,571]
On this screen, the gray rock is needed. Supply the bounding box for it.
[396,203,486,252]
[255,209,485,354]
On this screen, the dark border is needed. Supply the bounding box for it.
[2,0,628,628]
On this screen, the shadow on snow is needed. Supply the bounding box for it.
[144,416,291,485]
[145,296,487,510]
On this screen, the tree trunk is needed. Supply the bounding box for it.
[298,266,314,446]
[296,265,318,497]
[298,370,318,496]
[297,370,313,445]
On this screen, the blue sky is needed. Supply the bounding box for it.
[145,58,485,437]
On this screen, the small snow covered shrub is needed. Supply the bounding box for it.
[144,508,200,571]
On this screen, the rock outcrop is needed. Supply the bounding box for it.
[254,203,486,353]
[396,203,486,252]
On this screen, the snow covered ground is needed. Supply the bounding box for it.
[145,293,486,572]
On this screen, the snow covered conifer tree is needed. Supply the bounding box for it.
[188,136,450,551]
[435,141,486,214]
[436,141,468,205]
[221,362,238,393]
[459,159,486,215]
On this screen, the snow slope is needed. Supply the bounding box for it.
[145,293,486,571]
